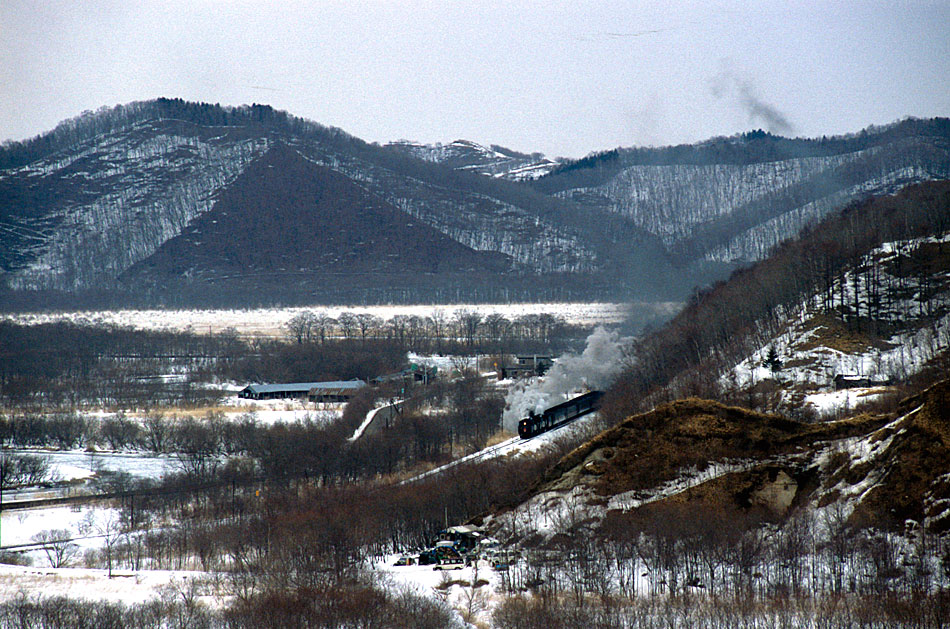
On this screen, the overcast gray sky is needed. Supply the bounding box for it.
[2,0,948,157]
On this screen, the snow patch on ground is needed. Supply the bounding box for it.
[608,458,775,512]
[812,409,912,524]
[376,554,505,625]
[805,387,889,417]
[349,400,403,442]
[219,395,344,425]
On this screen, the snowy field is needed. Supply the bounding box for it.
[0,504,121,550]
[0,449,183,511]
[804,387,890,417]
[376,554,508,622]
[3,302,631,338]
[220,393,344,425]
[0,564,214,606]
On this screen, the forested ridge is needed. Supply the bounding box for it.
[534,117,950,271]
[603,179,950,421]
[537,117,950,188]
[0,99,351,170]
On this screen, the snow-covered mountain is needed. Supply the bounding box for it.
[1,118,266,291]
[1,100,948,307]
[0,100,625,303]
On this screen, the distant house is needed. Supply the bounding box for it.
[499,355,554,380]
[439,525,484,553]
[833,374,891,390]
[373,363,437,386]
[239,379,366,401]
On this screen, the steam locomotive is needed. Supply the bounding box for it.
[517,390,604,439]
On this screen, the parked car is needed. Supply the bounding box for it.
[393,554,416,566]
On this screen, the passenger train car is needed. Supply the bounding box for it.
[517,390,604,439]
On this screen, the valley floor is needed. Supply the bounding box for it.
[1,302,632,339]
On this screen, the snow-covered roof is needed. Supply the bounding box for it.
[444,525,483,536]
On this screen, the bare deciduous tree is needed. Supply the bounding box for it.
[355,313,382,341]
[454,309,482,349]
[32,529,78,568]
[285,311,317,344]
[337,312,358,339]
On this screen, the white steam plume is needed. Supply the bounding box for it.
[502,326,624,433]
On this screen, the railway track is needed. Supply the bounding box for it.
[402,408,598,485]
[401,436,519,485]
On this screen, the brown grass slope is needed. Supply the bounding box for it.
[526,384,950,531]
[849,378,950,531]
[542,398,885,499]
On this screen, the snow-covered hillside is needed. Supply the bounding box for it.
[722,232,950,416]
[566,150,948,265]
[561,151,866,245]
[2,120,267,290]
